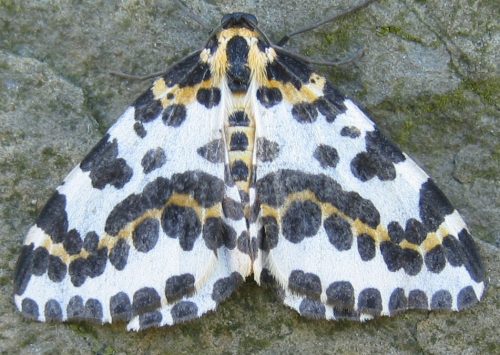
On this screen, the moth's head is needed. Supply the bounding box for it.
[221,13,258,30]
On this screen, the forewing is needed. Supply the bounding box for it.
[252,49,486,320]
[14,53,251,330]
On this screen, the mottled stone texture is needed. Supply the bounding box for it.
[0,0,497,353]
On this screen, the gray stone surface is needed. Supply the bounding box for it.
[0,0,498,353]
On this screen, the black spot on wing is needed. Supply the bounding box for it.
[315,82,346,122]
[141,148,167,174]
[357,234,376,261]
[80,135,133,190]
[326,281,354,311]
[424,245,446,273]
[222,197,244,220]
[202,217,237,251]
[387,221,405,243]
[35,191,68,243]
[44,299,63,321]
[212,272,243,303]
[292,102,318,123]
[110,292,132,322]
[196,88,221,108]
[357,288,382,316]
[350,128,405,182]
[132,287,161,316]
[272,49,313,88]
[162,51,205,87]
[171,171,225,208]
[83,231,99,252]
[430,290,452,310]
[171,301,198,324]
[133,89,163,123]
[109,239,130,271]
[165,274,195,303]
[63,229,82,255]
[48,255,67,282]
[256,137,280,162]
[162,205,201,251]
[282,201,321,243]
[404,218,426,245]
[340,126,361,138]
[380,241,403,272]
[257,216,279,251]
[162,104,187,127]
[324,215,352,251]
[139,311,162,329]
[408,289,428,309]
[257,87,282,108]
[21,298,39,320]
[197,139,225,163]
[288,270,322,299]
[133,122,147,138]
[457,286,479,310]
[32,247,49,275]
[299,298,326,319]
[419,179,454,231]
[133,218,160,252]
[388,288,408,315]
[14,244,34,296]
[105,177,172,236]
[313,144,339,169]
[458,229,485,282]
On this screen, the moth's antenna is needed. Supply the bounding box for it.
[174,0,212,31]
[276,0,379,46]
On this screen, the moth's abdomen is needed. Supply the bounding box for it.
[225,109,255,202]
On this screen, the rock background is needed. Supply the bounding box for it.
[0,0,498,353]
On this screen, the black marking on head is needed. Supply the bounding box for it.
[67,296,85,320]
[228,111,250,126]
[221,12,257,29]
[431,290,452,310]
[324,215,353,251]
[133,218,160,253]
[14,244,34,295]
[162,205,201,251]
[171,171,225,207]
[387,221,405,243]
[202,217,237,251]
[133,287,161,316]
[389,288,408,315]
[315,82,346,122]
[21,298,39,320]
[340,126,361,138]
[36,191,68,243]
[212,272,243,303]
[32,247,49,276]
[109,239,130,271]
[48,255,67,282]
[134,122,147,138]
[222,197,244,220]
[314,144,339,169]
[357,288,382,316]
[171,301,198,324]
[404,218,426,245]
[165,274,196,303]
[229,131,249,151]
[69,258,88,287]
[84,298,103,323]
[357,234,376,261]
[257,216,279,251]
[256,137,280,162]
[350,129,405,182]
[326,281,354,310]
[425,245,446,273]
[105,177,172,235]
[141,148,166,174]
[292,102,318,123]
[257,87,282,108]
[408,289,428,309]
[457,286,479,310]
[110,292,132,322]
[162,104,187,127]
[441,234,464,267]
[231,160,249,181]
[282,200,321,243]
[44,299,62,321]
[80,135,133,190]
[196,88,221,108]
[139,311,162,329]
[418,179,454,231]
[63,229,82,255]
[380,241,403,272]
[197,139,225,163]
[226,36,251,93]
[133,89,162,123]
[256,170,380,228]
[458,229,485,282]
[288,270,322,299]
[299,298,326,319]
[83,231,99,252]
[402,249,423,276]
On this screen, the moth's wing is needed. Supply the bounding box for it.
[251,49,486,320]
[14,52,251,330]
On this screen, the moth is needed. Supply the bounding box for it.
[14,9,486,331]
